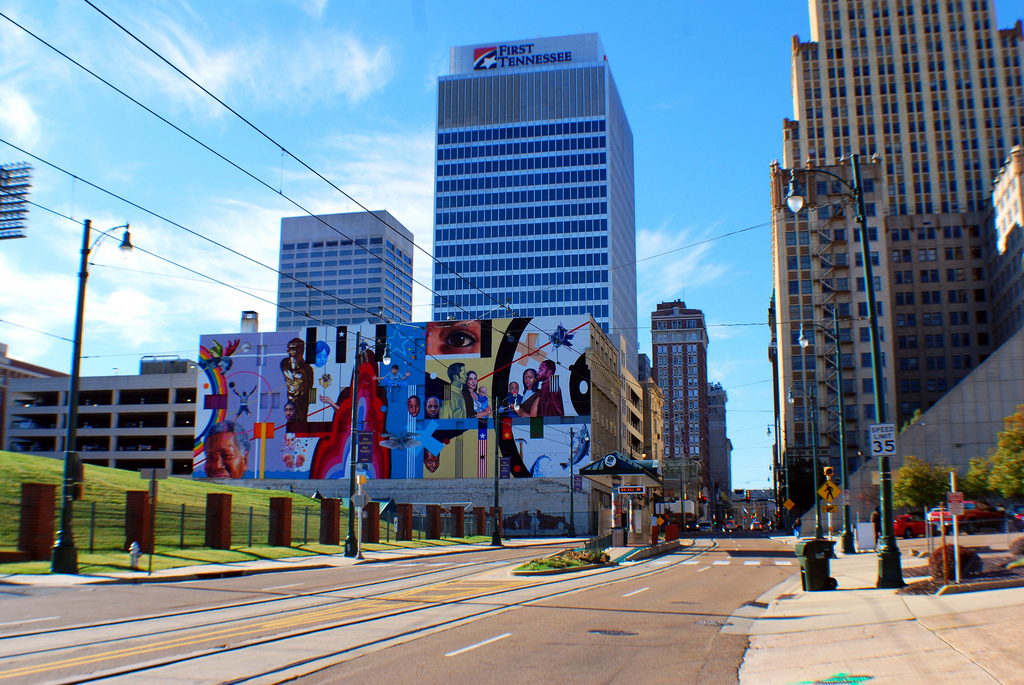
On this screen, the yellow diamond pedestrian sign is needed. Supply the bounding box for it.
[783,499,795,510]
[818,481,840,503]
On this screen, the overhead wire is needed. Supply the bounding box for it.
[0,9,474,319]
[73,1,513,318]
[73,2,770,361]
[4,7,776,449]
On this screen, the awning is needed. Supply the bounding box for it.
[579,452,663,489]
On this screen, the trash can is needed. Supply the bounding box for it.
[794,538,837,591]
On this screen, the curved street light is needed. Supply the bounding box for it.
[785,153,902,587]
[787,383,823,540]
[53,220,132,574]
[797,310,855,555]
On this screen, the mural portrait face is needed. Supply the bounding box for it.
[424,449,440,473]
[426,320,482,355]
[407,396,421,417]
[466,370,478,393]
[205,421,249,478]
[508,381,520,395]
[523,368,537,392]
[425,396,440,418]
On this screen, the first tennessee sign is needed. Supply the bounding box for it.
[474,43,573,70]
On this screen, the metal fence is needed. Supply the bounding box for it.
[0,500,600,554]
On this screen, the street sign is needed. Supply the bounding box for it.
[948,491,964,516]
[818,481,840,503]
[499,456,511,479]
[573,474,583,493]
[351,493,370,508]
[357,431,374,463]
[823,504,838,513]
[869,423,897,457]
[783,498,796,511]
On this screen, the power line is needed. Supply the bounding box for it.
[70,3,511,318]
[0,318,72,342]
[0,10,476,320]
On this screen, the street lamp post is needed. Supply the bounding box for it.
[345,330,362,558]
[53,220,132,574]
[798,309,856,554]
[788,384,823,539]
[491,395,519,546]
[786,153,903,587]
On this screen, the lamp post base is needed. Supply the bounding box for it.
[490,530,502,546]
[51,541,78,575]
[841,530,856,555]
[876,548,905,588]
[344,537,357,558]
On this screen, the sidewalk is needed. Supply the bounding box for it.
[0,537,577,587]
[733,536,1024,684]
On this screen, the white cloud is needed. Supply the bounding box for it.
[104,11,393,116]
[294,0,329,18]
[0,86,41,149]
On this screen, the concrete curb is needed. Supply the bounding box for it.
[613,539,685,563]
[936,576,1024,595]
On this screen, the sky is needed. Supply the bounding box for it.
[2,0,1020,489]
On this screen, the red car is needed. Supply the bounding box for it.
[894,513,927,539]
[927,501,1005,534]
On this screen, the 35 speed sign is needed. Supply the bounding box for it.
[869,423,896,457]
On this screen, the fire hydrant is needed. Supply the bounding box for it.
[129,541,141,571]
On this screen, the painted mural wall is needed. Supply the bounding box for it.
[193,316,594,481]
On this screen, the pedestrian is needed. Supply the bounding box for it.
[870,507,881,548]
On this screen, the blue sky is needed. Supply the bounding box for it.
[1,1,1019,488]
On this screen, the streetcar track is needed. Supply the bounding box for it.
[105,541,731,683]
[0,542,729,683]
[0,548,543,644]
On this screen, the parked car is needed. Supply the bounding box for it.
[926,501,1005,534]
[723,520,740,532]
[750,520,764,532]
[893,512,927,539]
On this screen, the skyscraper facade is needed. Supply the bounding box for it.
[651,301,709,495]
[771,1,1023,482]
[276,211,414,330]
[431,34,637,373]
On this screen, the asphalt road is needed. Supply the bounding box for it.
[0,537,797,684]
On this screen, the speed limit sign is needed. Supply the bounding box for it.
[869,423,896,457]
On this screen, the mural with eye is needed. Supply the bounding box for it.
[426,320,482,355]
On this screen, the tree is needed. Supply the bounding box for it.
[960,457,993,500]
[989,405,1024,499]
[893,456,951,512]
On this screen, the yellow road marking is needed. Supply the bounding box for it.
[0,580,526,679]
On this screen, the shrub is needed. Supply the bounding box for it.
[1010,537,1024,557]
[929,544,982,581]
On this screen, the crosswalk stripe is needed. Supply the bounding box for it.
[681,560,699,565]
[775,560,793,566]
[744,560,760,566]
[713,560,730,565]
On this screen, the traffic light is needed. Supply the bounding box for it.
[823,466,834,482]
[744,489,750,502]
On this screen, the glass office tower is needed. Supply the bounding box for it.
[431,34,638,373]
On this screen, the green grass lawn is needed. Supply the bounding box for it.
[0,451,492,575]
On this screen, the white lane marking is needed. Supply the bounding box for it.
[649,560,671,565]
[622,587,649,597]
[445,632,512,657]
[263,582,302,591]
[744,561,761,566]
[0,616,61,628]
[395,563,422,566]
[775,560,794,566]
[713,560,730,565]
[682,560,699,565]
[421,563,448,567]
[697,566,711,573]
